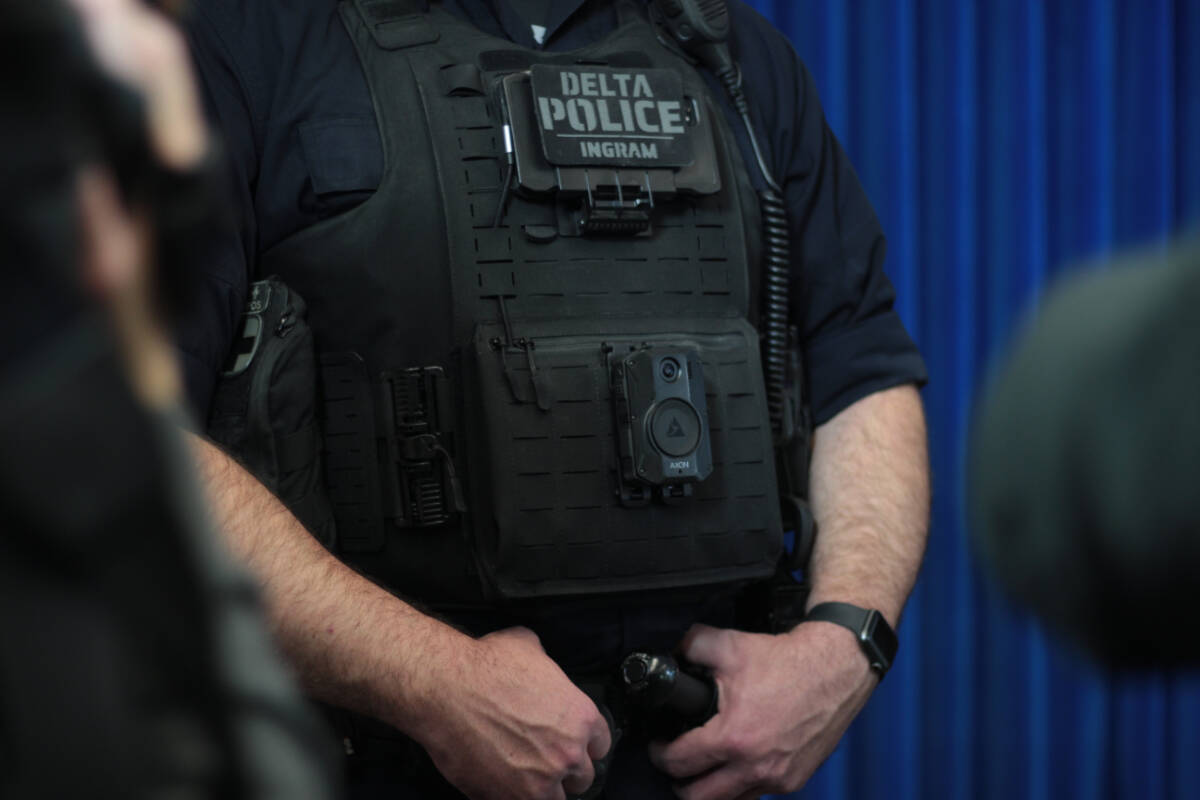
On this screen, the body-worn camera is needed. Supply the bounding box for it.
[611,345,713,505]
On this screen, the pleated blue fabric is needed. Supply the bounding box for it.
[742,2,1200,798]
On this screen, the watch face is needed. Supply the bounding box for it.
[860,610,898,671]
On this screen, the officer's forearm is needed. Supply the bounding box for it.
[804,384,930,626]
[185,432,469,733]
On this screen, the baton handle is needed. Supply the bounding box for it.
[620,652,718,729]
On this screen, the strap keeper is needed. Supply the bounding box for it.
[349,0,439,50]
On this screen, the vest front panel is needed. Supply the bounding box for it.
[260,1,782,603]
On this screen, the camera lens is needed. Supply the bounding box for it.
[660,358,680,382]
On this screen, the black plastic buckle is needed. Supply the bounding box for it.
[619,482,652,507]
[660,483,693,505]
[767,579,810,634]
[399,433,439,461]
[578,170,655,234]
[380,367,464,528]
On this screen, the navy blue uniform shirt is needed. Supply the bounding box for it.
[178,0,926,422]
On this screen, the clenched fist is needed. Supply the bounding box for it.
[413,626,612,800]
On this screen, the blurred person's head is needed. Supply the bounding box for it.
[1,0,213,408]
[970,241,1200,670]
[0,2,108,361]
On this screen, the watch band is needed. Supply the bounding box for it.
[804,602,898,677]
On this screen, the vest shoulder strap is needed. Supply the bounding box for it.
[348,0,439,50]
[615,0,648,26]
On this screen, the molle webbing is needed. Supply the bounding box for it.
[259,1,781,601]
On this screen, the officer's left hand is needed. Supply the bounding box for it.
[648,622,877,800]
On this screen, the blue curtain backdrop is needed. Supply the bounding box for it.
[740,2,1200,799]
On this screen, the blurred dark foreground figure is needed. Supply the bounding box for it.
[0,1,339,796]
[971,239,1200,669]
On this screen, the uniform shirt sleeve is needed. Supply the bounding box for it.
[730,5,928,425]
[174,1,264,419]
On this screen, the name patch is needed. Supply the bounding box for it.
[529,65,695,168]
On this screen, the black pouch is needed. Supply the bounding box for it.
[470,315,783,600]
[207,278,336,548]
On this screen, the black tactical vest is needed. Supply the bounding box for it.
[260,0,782,606]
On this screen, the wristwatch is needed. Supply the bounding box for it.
[803,602,898,678]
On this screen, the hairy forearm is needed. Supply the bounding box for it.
[186,432,469,733]
[804,384,930,626]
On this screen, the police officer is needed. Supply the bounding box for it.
[179,2,930,798]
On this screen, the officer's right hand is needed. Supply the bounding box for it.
[413,626,612,800]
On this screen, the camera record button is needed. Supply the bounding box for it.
[650,399,703,457]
